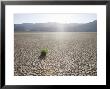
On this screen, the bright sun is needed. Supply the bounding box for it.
[53,15,67,23]
[49,14,72,23]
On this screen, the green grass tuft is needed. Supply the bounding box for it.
[41,48,48,54]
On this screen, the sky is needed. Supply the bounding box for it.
[14,13,97,24]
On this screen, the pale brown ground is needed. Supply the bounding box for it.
[14,32,97,76]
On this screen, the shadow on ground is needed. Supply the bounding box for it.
[38,54,47,60]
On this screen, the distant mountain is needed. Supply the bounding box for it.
[14,20,97,32]
[71,20,97,32]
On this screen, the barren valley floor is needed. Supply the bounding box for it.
[14,32,97,76]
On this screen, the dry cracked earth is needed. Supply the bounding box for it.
[14,32,97,76]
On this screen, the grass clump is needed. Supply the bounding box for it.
[41,48,48,56]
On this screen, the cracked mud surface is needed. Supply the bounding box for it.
[14,32,97,76]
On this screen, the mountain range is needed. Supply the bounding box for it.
[14,20,97,32]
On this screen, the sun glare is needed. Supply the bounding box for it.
[53,15,67,23]
[49,14,73,24]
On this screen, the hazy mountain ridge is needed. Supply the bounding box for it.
[14,20,97,32]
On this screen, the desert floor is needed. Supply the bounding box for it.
[14,32,97,76]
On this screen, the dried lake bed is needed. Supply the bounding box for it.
[14,32,97,76]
